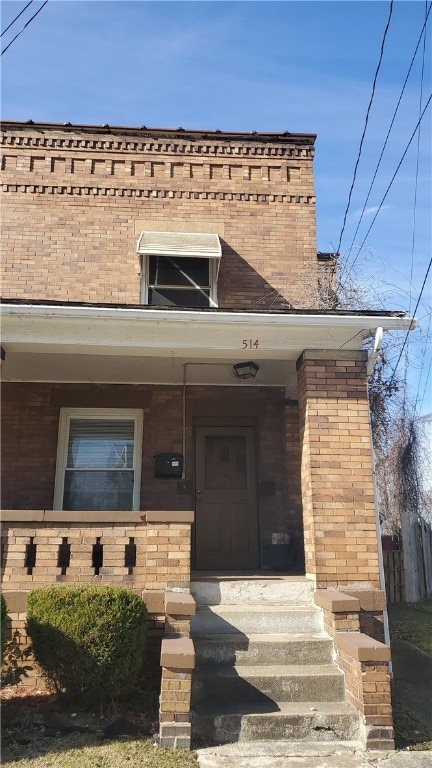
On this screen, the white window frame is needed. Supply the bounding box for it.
[140,254,219,308]
[53,408,143,511]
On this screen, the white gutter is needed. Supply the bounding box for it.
[367,327,384,376]
[0,303,416,332]
[365,325,390,660]
[366,383,392,666]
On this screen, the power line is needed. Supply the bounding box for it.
[414,312,432,416]
[1,0,33,38]
[340,91,432,289]
[342,2,432,273]
[408,0,429,316]
[1,0,48,56]
[414,409,432,423]
[418,359,432,415]
[388,255,432,388]
[336,0,394,256]
[403,0,429,410]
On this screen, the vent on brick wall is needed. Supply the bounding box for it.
[125,537,137,575]
[92,537,103,575]
[57,537,71,575]
[24,537,37,575]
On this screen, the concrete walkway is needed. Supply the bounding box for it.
[196,741,432,768]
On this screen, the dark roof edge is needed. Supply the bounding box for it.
[0,120,316,145]
[0,296,407,318]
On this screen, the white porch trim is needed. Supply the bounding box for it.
[1,303,415,360]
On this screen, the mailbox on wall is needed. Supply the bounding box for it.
[154,453,183,478]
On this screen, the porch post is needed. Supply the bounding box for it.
[297,350,380,589]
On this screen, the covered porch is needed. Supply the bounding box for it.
[1,299,413,584]
[1,301,412,750]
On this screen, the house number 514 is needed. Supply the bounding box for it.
[242,339,260,349]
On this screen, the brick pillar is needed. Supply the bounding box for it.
[335,633,394,749]
[297,350,380,589]
[159,638,195,749]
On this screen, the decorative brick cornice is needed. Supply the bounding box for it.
[1,131,314,158]
[1,183,315,203]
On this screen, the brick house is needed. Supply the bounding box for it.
[1,121,413,749]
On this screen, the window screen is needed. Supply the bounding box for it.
[147,255,212,307]
[63,419,135,511]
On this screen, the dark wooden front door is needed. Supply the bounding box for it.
[195,426,259,570]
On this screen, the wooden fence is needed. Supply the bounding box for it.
[417,517,432,600]
[383,518,432,603]
[383,550,405,603]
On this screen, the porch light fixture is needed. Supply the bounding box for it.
[233,361,259,380]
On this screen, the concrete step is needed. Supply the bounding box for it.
[195,739,365,759]
[191,701,360,745]
[191,605,322,637]
[192,664,345,705]
[194,633,333,666]
[191,578,313,607]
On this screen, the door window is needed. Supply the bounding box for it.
[204,435,248,490]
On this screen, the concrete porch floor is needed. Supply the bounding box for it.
[190,573,313,608]
[191,571,309,581]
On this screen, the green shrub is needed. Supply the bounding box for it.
[1,592,7,663]
[26,585,147,702]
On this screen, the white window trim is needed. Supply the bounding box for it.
[53,408,143,511]
[140,254,218,307]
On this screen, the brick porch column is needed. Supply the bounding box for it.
[297,350,380,589]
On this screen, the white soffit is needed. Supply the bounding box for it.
[0,305,416,361]
[136,231,222,259]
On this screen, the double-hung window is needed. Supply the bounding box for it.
[54,409,143,511]
[137,231,221,308]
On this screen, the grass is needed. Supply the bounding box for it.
[1,688,197,768]
[388,599,432,751]
[2,736,198,768]
[388,600,432,655]
[392,698,432,752]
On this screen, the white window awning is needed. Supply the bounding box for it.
[136,231,222,259]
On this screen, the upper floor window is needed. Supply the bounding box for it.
[137,231,221,308]
[54,409,143,511]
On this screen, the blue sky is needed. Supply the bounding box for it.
[1,0,431,414]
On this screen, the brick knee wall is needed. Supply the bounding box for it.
[337,650,394,750]
[315,590,394,750]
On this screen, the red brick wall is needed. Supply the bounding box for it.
[1,383,303,562]
[1,125,317,310]
[1,384,59,510]
[297,351,380,588]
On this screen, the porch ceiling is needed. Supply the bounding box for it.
[1,351,297,390]
[1,303,414,387]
